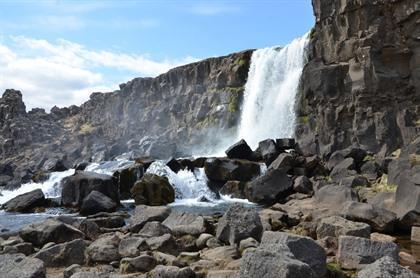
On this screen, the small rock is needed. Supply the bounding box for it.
[411,226,420,243]
[146,233,179,256]
[128,205,171,233]
[63,264,82,278]
[148,265,195,278]
[163,211,209,236]
[118,236,149,258]
[119,254,156,273]
[80,190,117,216]
[3,189,46,213]
[86,234,121,263]
[370,232,396,242]
[34,238,88,267]
[239,237,259,253]
[316,215,371,239]
[357,256,416,278]
[196,233,213,249]
[139,221,172,237]
[175,251,200,266]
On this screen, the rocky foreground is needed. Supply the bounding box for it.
[0,136,419,277]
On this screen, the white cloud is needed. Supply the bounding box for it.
[189,3,240,16]
[0,36,198,110]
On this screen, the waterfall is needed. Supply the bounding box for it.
[237,34,309,149]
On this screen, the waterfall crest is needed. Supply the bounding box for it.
[236,34,309,149]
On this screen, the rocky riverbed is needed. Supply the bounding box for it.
[0,137,419,277]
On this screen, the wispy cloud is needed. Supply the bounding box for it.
[189,2,240,16]
[0,36,198,110]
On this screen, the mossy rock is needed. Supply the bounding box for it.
[130,173,175,206]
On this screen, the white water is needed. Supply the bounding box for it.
[237,34,309,149]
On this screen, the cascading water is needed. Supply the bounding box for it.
[236,34,309,149]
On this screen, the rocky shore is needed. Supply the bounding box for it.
[0,136,419,277]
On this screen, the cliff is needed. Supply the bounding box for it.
[0,50,252,188]
[297,0,420,158]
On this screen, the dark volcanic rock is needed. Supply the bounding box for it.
[34,239,88,267]
[3,189,46,212]
[256,139,279,165]
[117,163,144,200]
[80,190,117,216]
[246,169,292,205]
[204,158,261,183]
[225,139,254,160]
[61,171,119,208]
[128,205,171,233]
[130,173,175,206]
[220,180,247,199]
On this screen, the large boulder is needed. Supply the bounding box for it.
[337,236,399,269]
[316,216,371,239]
[148,265,195,278]
[0,253,46,278]
[204,158,261,183]
[162,211,209,236]
[256,139,279,165]
[216,203,263,245]
[341,201,396,233]
[33,239,88,267]
[219,180,247,199]
[268,153,294,172]
[61,171,119,208]
[19,219,84,247]
[246,169,292,205]
[79,190,117,216]
[86,234,121,264]
[225,139,254,160]
[330,158,357,182]
[130,173,175,206]
[3,189,46,212]
[357,256,416,278]
[128,205,171,233]
[117,163,144,199]
[118,236,149,258]
[146,234,179,256]
[314,184,358,209]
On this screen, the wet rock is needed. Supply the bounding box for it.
[117,163,144,199]
[118,236,148,258]
[61,171,119,208]
[357,256,416,278]
[163,211,209,236]
[341,201,396,233]
[0,253,46,278]
[246,169,292,205]
[42,158,68,172]
[225,139,254,160]
[256,139,279,165]
[166,158,182,173]
[316,216,371,239]
[131,173,175,206]
[216,203,263,245]
[80,190,117,216]
[276,138,296,151]
[19,219,84,247]
[3,189,46,213]
[337,235,399,269]
[34,238,88,267]
[119,254,156,273]
[128,205,171,233]
[204,157,261,183]
[148,265,195,278]
[268,153,294,172]
[139,221,172,237]
[219,180,247,199]
[86,234,121,263]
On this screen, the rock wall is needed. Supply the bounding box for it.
[0,50,252,188]
[296,0,420,158]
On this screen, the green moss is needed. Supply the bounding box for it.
[363,155,375,162]
[371,174,397,193]
[309,27,316,40]
[234,57,247,67]
[299,116,309,125]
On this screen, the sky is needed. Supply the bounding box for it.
[0,0,314,110]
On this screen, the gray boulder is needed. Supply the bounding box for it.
[357,256,416,278]
[316,216,371,239]
[268,153,294,172]
[0,253,46,278]
[216,203,263,245]
[293,176,313,194]
[337,235,399,269]
[34,239,87,267]
[146,234,179,256]
[314,184,358,209]
[86,234,121,263]
[3,189,46,212]
[128,205,171,233]
[119,254,156,273]
[148,265,195,278]
[19,219,84,247]
[130,173,175,206]
[118,236,149,258]
[139,221,172,237]
[225,139,254,160]
[163,211,208,236]
[80,190,117,216]
[246,169,292,205]
[256,139,279,165]
[204,158,261,183]
[330,158,357,181]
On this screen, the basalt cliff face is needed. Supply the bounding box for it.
[0,51,252,188]
[297,0,420,158]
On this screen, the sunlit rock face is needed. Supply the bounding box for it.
[297,0,420,158]
[0,50,252,187]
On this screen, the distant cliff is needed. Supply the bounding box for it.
[296,0,420,158]
[0,50,252,188]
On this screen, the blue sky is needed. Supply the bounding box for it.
[0,0,314,109]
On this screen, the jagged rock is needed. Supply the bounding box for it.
[148,265,195,278]
[216,203,263,245]
[330,158,357,181]
[316,216,371,239]
[85,234,121,263]
[314,184,358,209]
[80,190,117,216]
[166,158,182,173]
[225,139,254,160]
[61,171,119,208]
[239,237,259,253]
[341,201,396,233]
[146,234,179,256]
[130,173,175,206]
[2,242,34,256]
[139,221,172,237]
[201,246,240,264]
[293,176,313,194]
[0,253,46,278]
[163,211,209,236]
[128,205,171,233]
[204,158,260,183]
[118,236,149,258]
[117,163,144,199]
[19,219,84,247]
[246,169,292,205]
[268,153,294,172]
[3,189,46,212]
[337,236,399,269]
[276,138,296,150]
[42,158,68,172]
[33,239,88,267]
[357,256,416,278]
[219,180,247,198]
[361,161,381,181]
[256,139,279,165]
[63,264,82,278]
[119,254,156,273]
